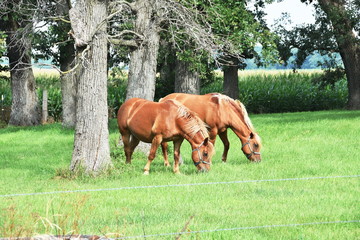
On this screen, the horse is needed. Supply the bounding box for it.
[160,93,261,162]
[117,98,215,174]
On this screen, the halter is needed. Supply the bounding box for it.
[242,136,261,159]
[192,140,211,166]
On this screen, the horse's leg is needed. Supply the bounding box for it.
[161,142,170,167]
[143,135,162,175]
[173,138,184,174]
[218,129,230,163]
[128,134,140,160]
[121,133,133,164]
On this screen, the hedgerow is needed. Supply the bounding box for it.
[0,71,348,123]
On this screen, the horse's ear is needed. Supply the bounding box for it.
[203,137,209,146]
[210,96,219,104]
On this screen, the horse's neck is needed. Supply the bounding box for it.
[183,130,205,148]
[225,108,251,142]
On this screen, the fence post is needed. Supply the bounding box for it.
[42,89,48,124]
[0,94,3,122]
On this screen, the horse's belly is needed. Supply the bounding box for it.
[131,132,153,143]
[127,119,155,143]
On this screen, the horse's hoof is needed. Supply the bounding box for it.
[125,161,131,164]
[164,163,171,167]
[143,171,150,175]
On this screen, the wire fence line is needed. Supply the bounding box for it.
[1,174,359,198]
[112,220,360,239]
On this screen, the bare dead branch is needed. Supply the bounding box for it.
[175,215,195,240]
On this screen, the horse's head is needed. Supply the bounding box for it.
[192,137,214,172]
[242,132,262,162]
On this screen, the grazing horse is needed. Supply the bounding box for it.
[160,93,261,162]
[117,98,214,174]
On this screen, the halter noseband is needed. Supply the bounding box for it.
[192,140,211,166]
[242,136,261,159]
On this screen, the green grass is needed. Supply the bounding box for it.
[0,110,359,239]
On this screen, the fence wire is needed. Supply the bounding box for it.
[1,174,359,198]
[0,175,358,239]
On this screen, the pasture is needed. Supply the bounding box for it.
[0,110,359,239]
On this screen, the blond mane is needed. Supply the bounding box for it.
[235,100,255,132]
[211,93,255,132]
[175,102,209,138]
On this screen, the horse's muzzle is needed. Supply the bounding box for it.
[250,156,261,163]
[198,167,209,173]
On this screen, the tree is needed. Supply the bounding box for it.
[208,0,279,99]
[123,0,161,101]
[276,0,360,109]
[174,58,200,94]
[316,0,360,109]
[55,0,76,128]
[69,0,111,174]
[0,0,41,126]
[109,0,219,100]
[33,0,77,127]
[155,0,280,99]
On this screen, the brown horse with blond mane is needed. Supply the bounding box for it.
[117,98,214,174]
[160,93,261,162]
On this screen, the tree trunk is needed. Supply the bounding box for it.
[69,0,111,174]
[60,64,76,128]
[223,65,239,99]
[57,0,76,128]
[126,0,160,101]
[174,58,200,94]
[318,0,360,110]
[6,16,40,126]
[156,41,176,99]
[222,56,240,99]
[41,89,48,124]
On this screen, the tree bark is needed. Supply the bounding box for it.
[41,89,48,124]
[126,0,160,101]
[57,0,76,128]
[156,42,176,99]
[5,15,40,126]
[69,0,111,174]
[60,62,76,128]
[318,0,360,110]
[222,56,240,99]
[174,58,200,94]
[223,67,239,99]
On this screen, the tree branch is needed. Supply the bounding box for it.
[108,38,137,47]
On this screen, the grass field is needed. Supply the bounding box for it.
[0,110,359,239]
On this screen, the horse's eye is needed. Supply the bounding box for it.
[254,144,259,148]
[203,152,208,157]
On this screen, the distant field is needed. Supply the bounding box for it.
[1,110,359,239]
[214,68,323,77]
[0,68,60,78]
[0,68,322,78]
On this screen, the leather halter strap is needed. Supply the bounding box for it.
[242,136,261,159]
[192,140,211,166]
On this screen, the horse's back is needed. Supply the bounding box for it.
[117,98,180,142]
[160,93,221,123]
[117,98,144,127]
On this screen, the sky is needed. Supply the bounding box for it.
[263,0,316,29]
